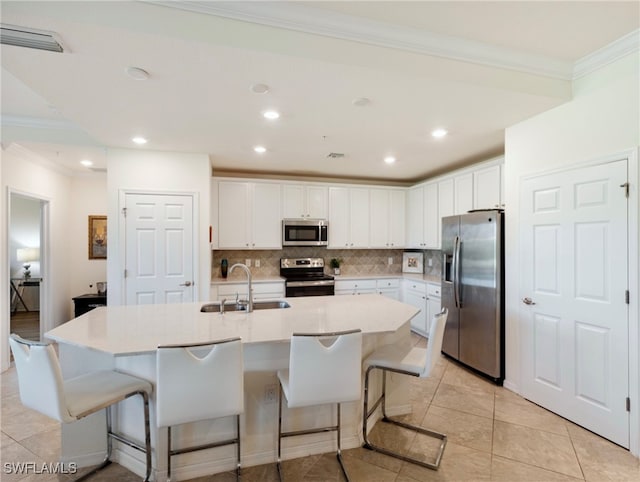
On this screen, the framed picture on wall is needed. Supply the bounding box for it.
[88,215,107,259]
[402,252,424,274]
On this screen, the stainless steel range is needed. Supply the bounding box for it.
[280,258,335,297]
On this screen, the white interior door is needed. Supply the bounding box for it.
[125,193,194,305]
[520,159,629,447]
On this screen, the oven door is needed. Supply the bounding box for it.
[285,280,335,297]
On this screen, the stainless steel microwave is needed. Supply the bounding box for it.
[282,219,328,246]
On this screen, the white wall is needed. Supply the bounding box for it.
[504,52,639,450]
[9,195,41,310]
[106,148,211,304]
[68,176,108,307]
[9,195,41,278]
[1,146,72,371]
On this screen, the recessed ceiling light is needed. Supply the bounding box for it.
[384,156,396,164]
[431,128,448,138]
[263,110,280,120]
[80,159,93,167]
[254,146,267,153]
[250,83,270,94]
[125,66,150,80]
[132,136,147,145]
[353,97,371,107]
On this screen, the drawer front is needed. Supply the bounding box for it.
[253,282,285,295]
[376,278,400,289]
[427,283,441,298]
[404,280,427,295]
[217,282,284,299]
[217,283,247,297]
[335,279,376,291]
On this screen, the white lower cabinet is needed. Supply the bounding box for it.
[335,279,376,295]
[376,278,400,300]
[402,280,441,337]
[426,282,441,334]
[402,280,428,336]
[210,281,285,302]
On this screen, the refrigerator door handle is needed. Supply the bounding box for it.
[453,235,461,308]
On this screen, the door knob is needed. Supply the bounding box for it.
[180,281,193,287]
[522,297,535,305]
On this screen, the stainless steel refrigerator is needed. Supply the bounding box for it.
[441,210,504,384]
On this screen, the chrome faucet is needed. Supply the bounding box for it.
[229,263,253,312]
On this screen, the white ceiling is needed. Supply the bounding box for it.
[1,1,638,182]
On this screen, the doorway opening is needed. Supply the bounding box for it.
[9,192,48,343]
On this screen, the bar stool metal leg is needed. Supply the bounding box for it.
[363,365,447,470]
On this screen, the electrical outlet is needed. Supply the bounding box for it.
[388,257,393,265]
[428,257,433,267]
[255,259,260,268]
[245,259,251,267]
[264,384,277,404]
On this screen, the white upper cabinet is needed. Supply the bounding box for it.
[217,180,281,249]
[474,163,503,209]
[454,172,474,215]
[438,178,454,243]
[406,186,424,248]
[389,189,406,247]
[329,187,370,248]
[282,184,328,219]
[423,182,439,248]
[370,188,405,248]
[407,183,438,249]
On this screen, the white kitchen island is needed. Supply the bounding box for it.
[46,294,419,481]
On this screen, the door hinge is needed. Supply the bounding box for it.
[124,269,128,278]
[122,207,127,217]
[626,397,631,412]
[620,182,629,198]
[625,290,630,304]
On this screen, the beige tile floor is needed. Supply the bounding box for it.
[2,333,638,481]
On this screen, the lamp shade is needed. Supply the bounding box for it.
[17,247,39,263]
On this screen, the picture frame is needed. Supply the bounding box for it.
[88,215,107,259]
[402,252,424,274]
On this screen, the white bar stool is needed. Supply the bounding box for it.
[362,308,449,470]
[276,329,362,481]
[9,334,152,481]
[156,338,244,481]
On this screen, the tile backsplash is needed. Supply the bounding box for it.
[212,247,442,280]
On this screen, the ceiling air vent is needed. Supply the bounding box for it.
[1,24,65,53]
[327,152,345,159]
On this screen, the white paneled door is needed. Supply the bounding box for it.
[520,159,629,447]
[125,193,194,305]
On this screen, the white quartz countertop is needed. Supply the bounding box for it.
[334,273,441,284]
[210,273,441,285]
[46,294,419,357]
[211,275,285,285]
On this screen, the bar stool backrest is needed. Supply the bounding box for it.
[421,308,449,378]
[9,334,73,423]
[156,337,244,427]
[286,329,362,408]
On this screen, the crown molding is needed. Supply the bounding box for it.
[573,29,640,79]
[147,1,574,80]
[1,114,82,131]
[4,142,76,177]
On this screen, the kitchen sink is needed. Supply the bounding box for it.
[200,300,290,313]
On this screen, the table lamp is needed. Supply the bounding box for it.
[17,247,39,279]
